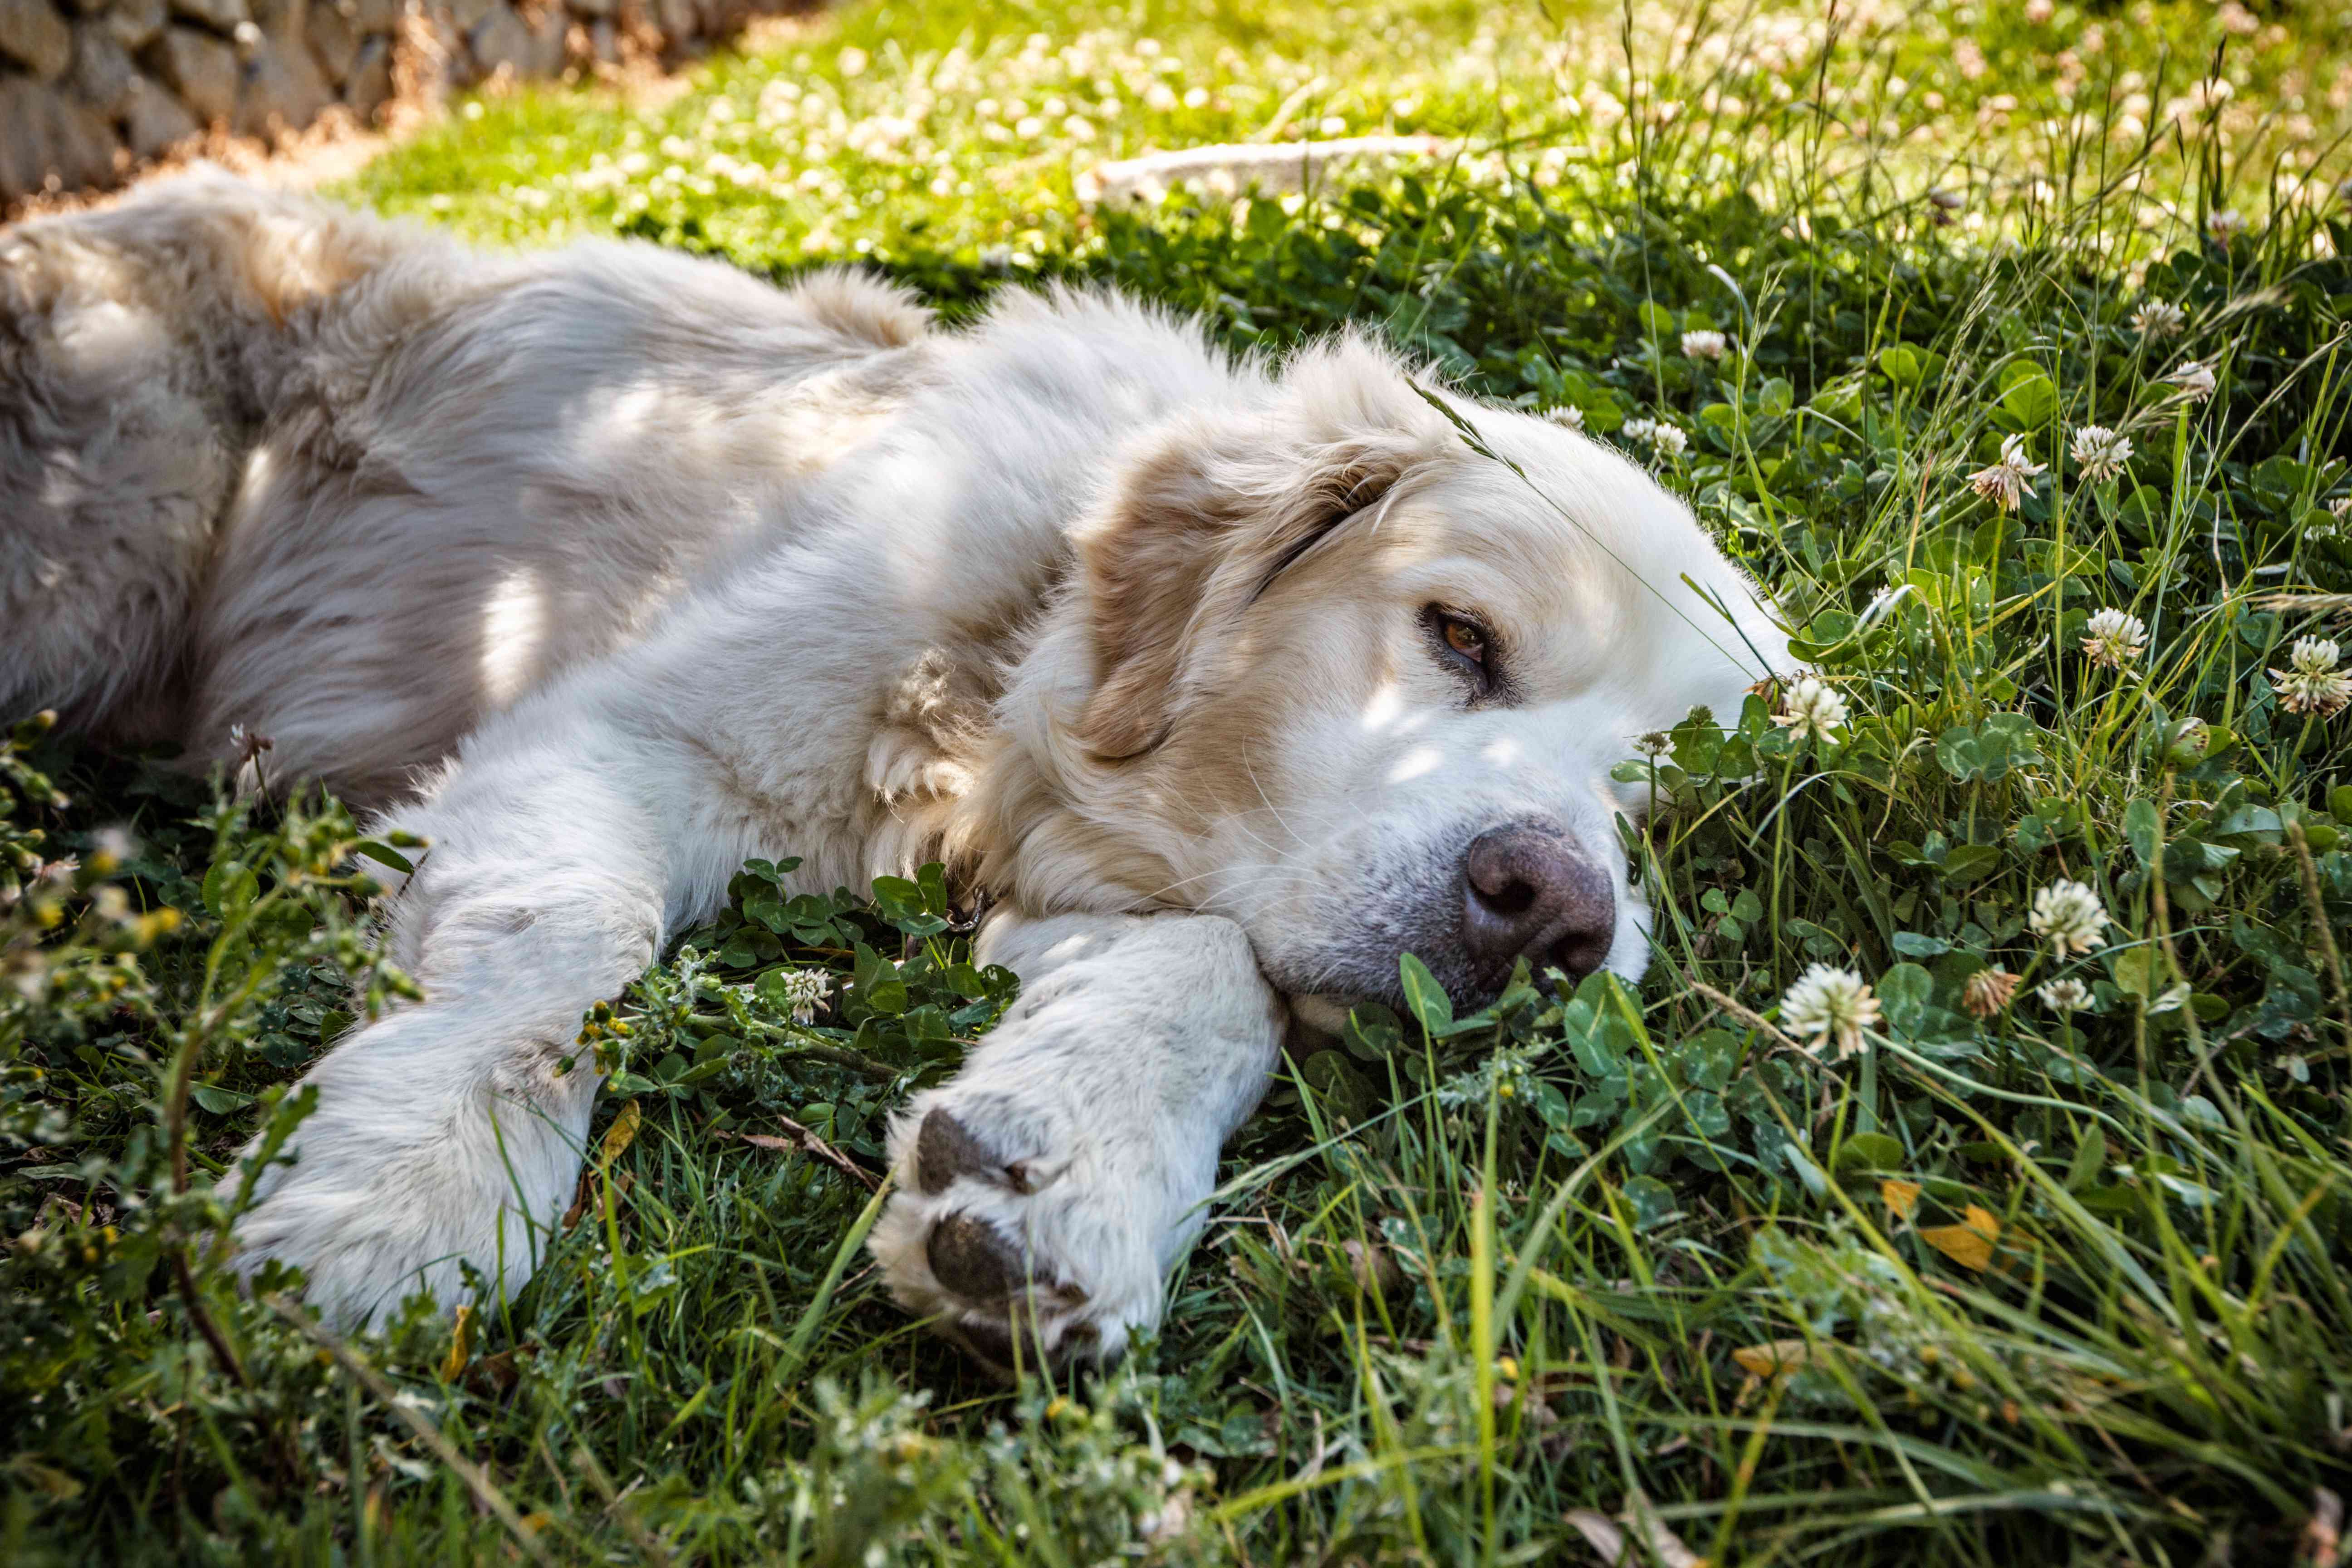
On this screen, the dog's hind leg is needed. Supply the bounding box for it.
[0,201,244,736]
[0,170,428,741]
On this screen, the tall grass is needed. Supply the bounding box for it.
[6,0,2352,1562]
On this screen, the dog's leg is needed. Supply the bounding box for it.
[869,910,1287,1372]
[227,720,734,1329]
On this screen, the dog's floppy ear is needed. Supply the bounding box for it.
[1071,336,1455,760]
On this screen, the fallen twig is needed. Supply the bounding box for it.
[724,1117,881,1191]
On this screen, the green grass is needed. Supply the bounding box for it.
[10,0,2352,1561]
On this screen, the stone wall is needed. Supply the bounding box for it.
[0,0,794,204]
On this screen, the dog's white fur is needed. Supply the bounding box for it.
[1,171,1786,1365]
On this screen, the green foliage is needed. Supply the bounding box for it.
[10,0,2352,1560]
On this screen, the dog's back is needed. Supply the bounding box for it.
[0,172,939,801]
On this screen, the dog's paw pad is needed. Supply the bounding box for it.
[915,1107,1050,1196]
[924,1210,1018,1299]
[926,1210,1088,1308]
[876,1100,1147,1374]
[916,1108,1006,1193]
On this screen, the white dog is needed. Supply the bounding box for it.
[0,172,1786,1370]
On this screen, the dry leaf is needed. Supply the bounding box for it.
[439,1302,475,1383]
[1881,1178,1921,1220]
[599,1098,642,1166]
[1566,1509,1628,1563]
[464,1344,536,1399]
[1567,1491,1706,1568]
[725,1117,881,1191]
[1919,1204,2001,1270]
[1342,1238,1406,1300]
[560,1167,593,1231]
[1731,1339,1810,1379]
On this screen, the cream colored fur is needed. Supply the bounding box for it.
[0,170,1788,1365]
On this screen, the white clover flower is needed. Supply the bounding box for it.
[2038,978,2094,1012]
[2078,607,2147,670]
[2131,299,2186,338]
[1771,675,1849,743]
[2030,879,2110,955]
[2167,360,2217,402]
[1779,964,1882,1059]
[1963,967,2019,1019]
[2068,424,2134,483]
[89,825,136,870]
[1679,328,1728,361]
[1966,433,2046,514]
[1632,730,1670,757]
[2271,636,2352,716]
[2205,208,2246,245]
[771,968,832,1024]
[1620,417,1689,456]
[1544,403,1587,431]
[2331,496,2352,519]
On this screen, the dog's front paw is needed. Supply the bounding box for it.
[225,1015,593,1329]
[870,1094,1188,1376]
[230,1146,503,1329]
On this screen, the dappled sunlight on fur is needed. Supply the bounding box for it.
[1,171,1782,1362]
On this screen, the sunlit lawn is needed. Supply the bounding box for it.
[9,0,2352,1562]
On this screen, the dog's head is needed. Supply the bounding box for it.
[993,333,1788,1021]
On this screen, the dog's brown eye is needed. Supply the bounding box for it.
[1422,606,1504,699]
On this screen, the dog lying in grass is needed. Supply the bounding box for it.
[0,170,1787,1371]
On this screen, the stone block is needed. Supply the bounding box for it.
[69,19,138,115]
[462,0,519,71]
[234,24,330,134]
[106,0,164,51]
[122,68,196,152]
[0,73,121,199]
[0,0,74,79]
[305,0,355,81]
[246,0,301,37]
[520,0,559,69]
[167,0,246,30]
[339,27,387,117]
[142,23,235,121]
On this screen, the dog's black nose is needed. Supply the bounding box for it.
[1461,823,1616,984]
